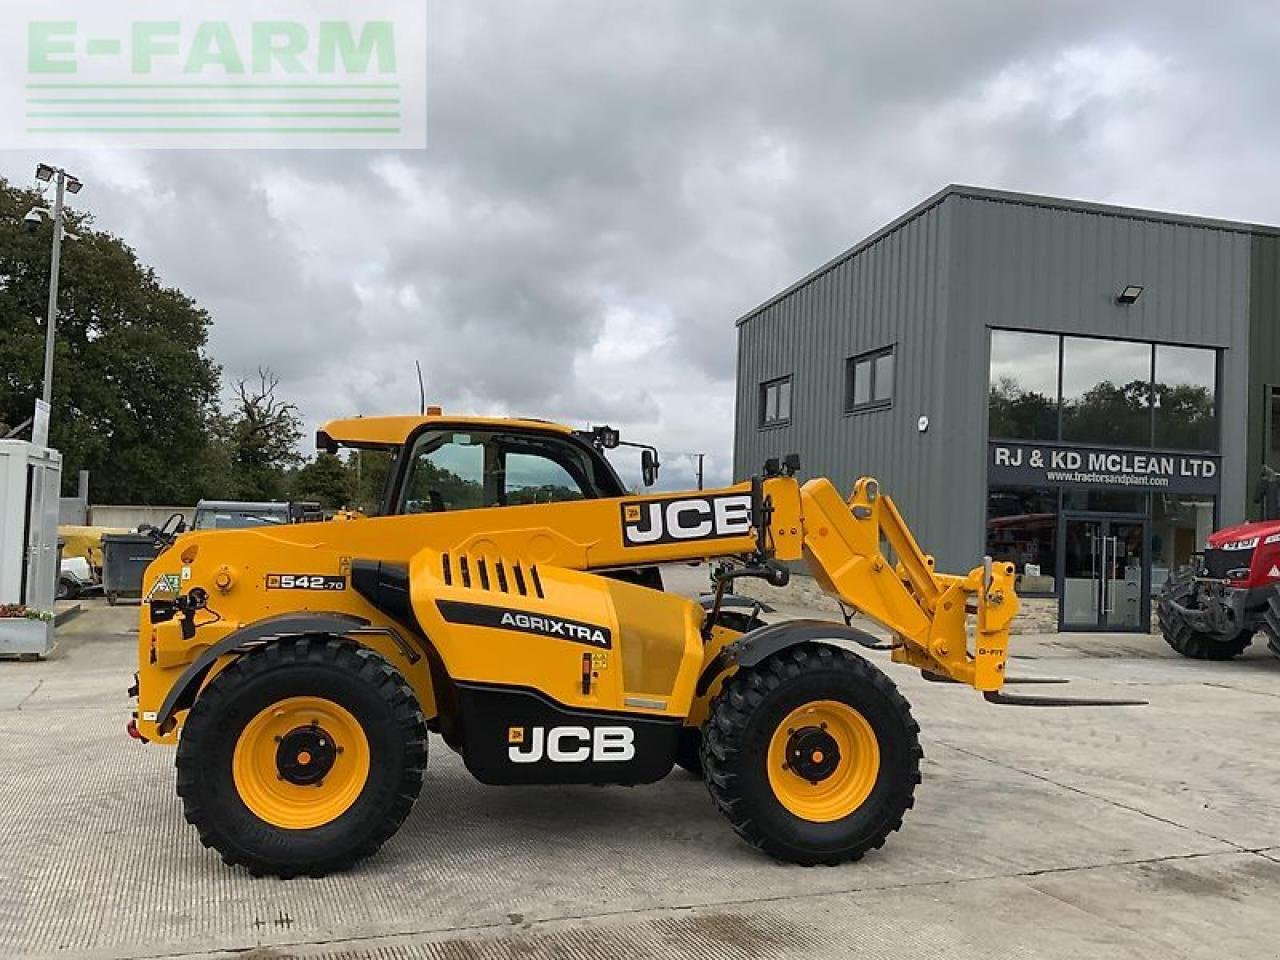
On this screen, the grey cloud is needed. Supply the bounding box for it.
[7,0,1280,490]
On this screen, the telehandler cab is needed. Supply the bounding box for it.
[128,412,1109,878]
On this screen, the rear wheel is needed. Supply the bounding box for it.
[1261,588,1280,659]
[702,643,920,865]
[176,636,427,878]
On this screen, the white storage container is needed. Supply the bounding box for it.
[0,440,63,657]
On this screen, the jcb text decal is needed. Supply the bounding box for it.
[508,725,635,763]
[265,574,347,591]
[620,493,753,547]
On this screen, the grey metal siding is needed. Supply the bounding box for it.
[734,185,1259,577]
[951,195,1252,529]
[1247,234,1280,516]
[733,198,976,571]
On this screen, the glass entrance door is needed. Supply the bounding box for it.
[1060,514,1148,630]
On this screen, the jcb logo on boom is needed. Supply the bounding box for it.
[507,725,635,763]
[620,493,752,547]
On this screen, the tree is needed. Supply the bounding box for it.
[0,177,222,502]
[1061,379,1152,446]
[214,368,303,501]
[1153,382,1215,449]
[349,449,393,514]
[989,376,1056,440]
[290,452,356,509]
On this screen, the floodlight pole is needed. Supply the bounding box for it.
[40,169,68,409]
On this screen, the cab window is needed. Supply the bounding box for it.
[398,430,600,513]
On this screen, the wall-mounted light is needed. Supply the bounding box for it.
[1116,284,1144,305]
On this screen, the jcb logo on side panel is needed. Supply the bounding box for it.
[620,493,753,547]
[508,726,635,763]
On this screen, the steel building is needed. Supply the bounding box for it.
[733,185,1280,631]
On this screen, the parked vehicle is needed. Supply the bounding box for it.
[1158,467,1280,659]
[128,411,1134,879]
[57,556,95,601]
[192,500,325,530]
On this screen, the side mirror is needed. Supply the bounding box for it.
[641,448,659,487]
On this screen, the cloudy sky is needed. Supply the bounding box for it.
[4,1,1278,489]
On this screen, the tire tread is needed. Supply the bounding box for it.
[701,643,921,866]
[175,635,426,878]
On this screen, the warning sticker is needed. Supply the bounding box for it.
[145,573,181,600]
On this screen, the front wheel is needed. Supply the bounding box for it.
[175,636,427,878]
[702,643,921,865]
[1157,572,1252,660]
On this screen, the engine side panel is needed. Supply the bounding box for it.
[407,547,705,720]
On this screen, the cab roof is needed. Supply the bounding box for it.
[317,414,572,450]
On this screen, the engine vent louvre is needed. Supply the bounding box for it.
[442,551,536,596]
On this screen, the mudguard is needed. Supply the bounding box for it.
[695,618,886,697]
[155,611,370,727]
[698,593,776,614]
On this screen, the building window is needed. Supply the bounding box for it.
[986,486,1058,595]
[1152,345,1217,452]
[1061,336,1152,448]
[989,331,1059,441]
[846,346,895,413]
[988,330,1219,453]
[759,376,792,427]
[1151,494,1217,590]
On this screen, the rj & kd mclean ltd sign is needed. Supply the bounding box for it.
[988,442,1220,496]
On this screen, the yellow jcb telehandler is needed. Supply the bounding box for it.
[128,413,1130,877]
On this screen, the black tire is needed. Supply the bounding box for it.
[674,727,703,776]
[702,643,921,866]
[1158,573,1252,660]
[675,609,767,777]
[176,636,427,878]
[1261,588,1280,659]
[56,576,79,601]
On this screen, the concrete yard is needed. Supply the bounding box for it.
[2,573,1279,960]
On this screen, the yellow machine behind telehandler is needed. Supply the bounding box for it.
[128,412,1131,878]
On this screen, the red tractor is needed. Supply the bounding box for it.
[1158,468,1280,660]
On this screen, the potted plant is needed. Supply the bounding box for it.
[0,604,56,658]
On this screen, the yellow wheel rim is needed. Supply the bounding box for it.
[766,700,880,822]
[232,696,371,830]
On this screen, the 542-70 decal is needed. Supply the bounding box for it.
[265,574,347,591]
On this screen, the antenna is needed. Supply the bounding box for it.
[415,360,425,414]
